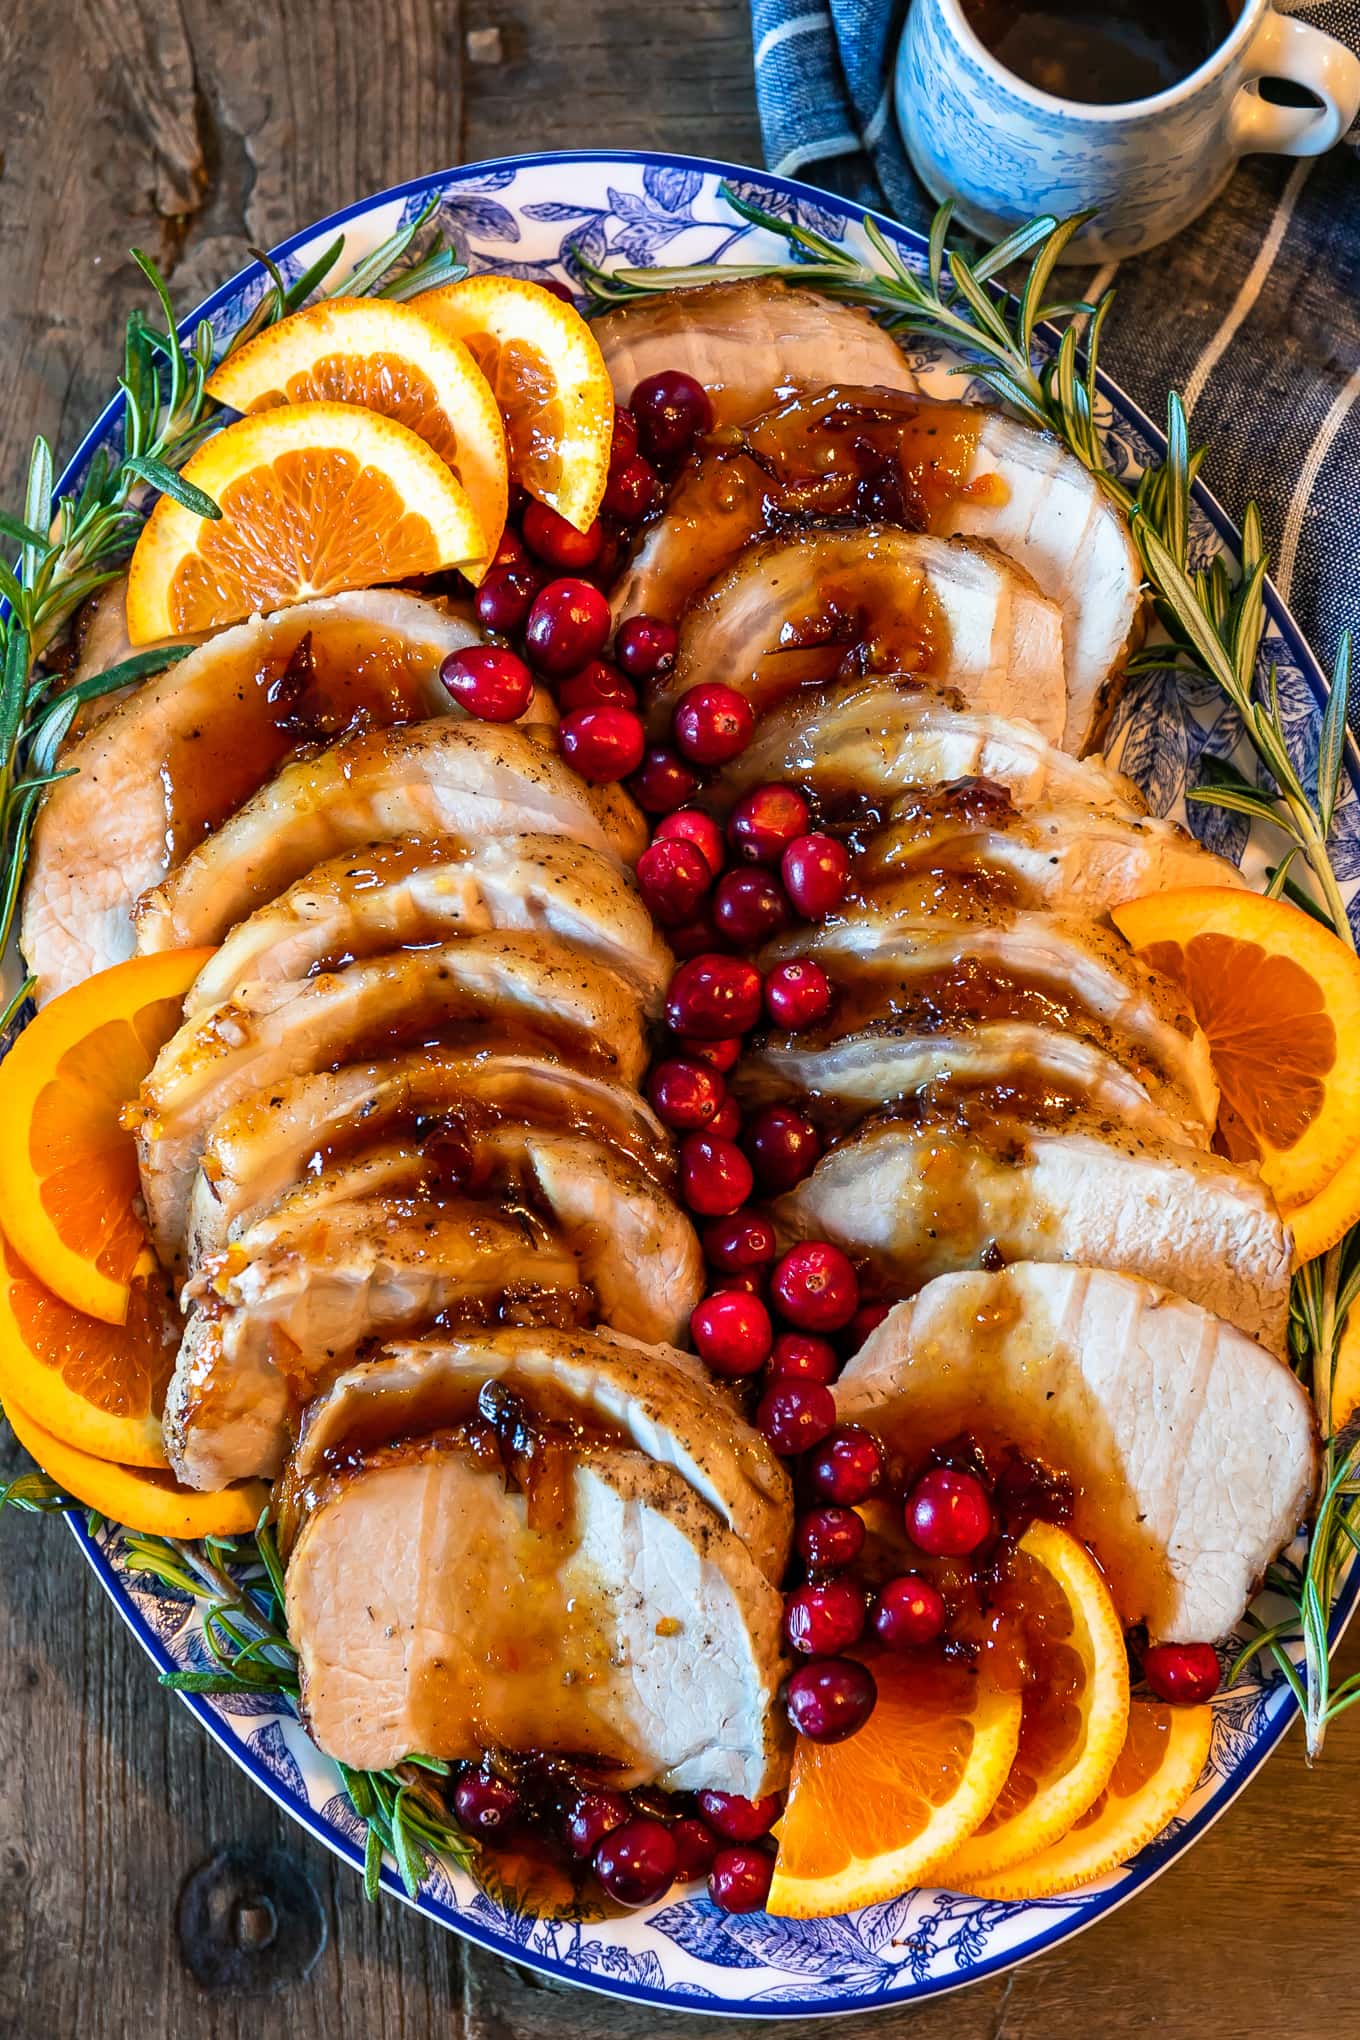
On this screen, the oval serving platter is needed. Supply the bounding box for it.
[7,150,1357,2016]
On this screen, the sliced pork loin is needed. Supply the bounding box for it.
[135,933,649,1266]
[837,1263,1316,1641]
[760,899,1218,1135]
[185,1050,673,1270]
[21,591,497,1000]
[702,683,1141,820]
[283,1331,792,1789]
[775,1107,1292,1353]
[595,277,919,429]
[740,1022,1205,1148]
[133,720,647,956]
[185,832,671,1019]
[645,528,1066,743]
[866,794,1245,915]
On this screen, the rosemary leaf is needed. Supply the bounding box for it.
[122,456,220,521]
[1317,632,1352,836]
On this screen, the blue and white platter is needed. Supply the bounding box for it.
[16,149,1358,2015]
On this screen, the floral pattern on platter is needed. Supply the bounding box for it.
[6,152,1353,2016]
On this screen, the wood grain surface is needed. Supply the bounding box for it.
[0,3,1356,2033]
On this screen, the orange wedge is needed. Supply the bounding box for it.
[962,1698,1213,1901]
[938,1522,1130,1887]
[766,1655,1022,1917]
[1112,887,1360,1213]
[0,1232,178,1466]
[417,276,612,533]
[205,297,508,578]
[0,949,212,1323]
[125,403,487,641]
[4,1390,266,1537]
[1331,1301,1360,1431]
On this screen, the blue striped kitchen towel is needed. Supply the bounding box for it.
[751,0,1360,679]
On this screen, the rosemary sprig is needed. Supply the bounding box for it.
[0,201,464,990]
[587,188,1360,1759]
[120,1520,476,1897]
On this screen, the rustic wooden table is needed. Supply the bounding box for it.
[1,3,1356,2034]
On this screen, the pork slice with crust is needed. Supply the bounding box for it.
[837,1262,1316,1641]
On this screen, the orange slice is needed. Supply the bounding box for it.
[0,1232,178,1466]
[766,1655,1022,1917]
[962,1698,1213,1901]
[937,1522,1130,1886]
[1331,1301,1360,1431]
[0,949,213,1323]
[205,297,508,579]
[125,403,487,641]
[4,1392,267,1537]
[1112,887,1360,1210]
[417,276,612,532]
[1278,1140,1360,1264]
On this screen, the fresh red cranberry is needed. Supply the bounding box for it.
[704,1211,777,1272]
[756,1378,837,1456]
[615,614,679,681]
[630,744,698,814]
[655,807,723,874]
[696,1790,780,1842]
[713,868,791,945]
[492,527,528,569]
[785,1657,877,1743]
[593,1815,679,1907]
[440,645,534,722]
[631,369,713,463]
[525,578,611,675]
[537,278,577,306]
[784,1578,867,1657]
[808,1424,884,1506]
[796,1504,866,1572]
[680,1033,742,1072]
[768,1331,839,1384]
[729,784,810,865]
[690,1290,772,1378]
[562,1785,631,1859]
[671,1816,719,1880]
[558,659,636,712]
[709,1095,742,1139]
[559,704,646,783]
[453,1769,520,1836]
[603,452,660,522]
[781,833,850,918]
[665,953,763,1039]
[708,1844,774,1915]
[474,563,539,635]
[523,498,603,571]
[847,1301,891,1344]
[636,837,712,926]
[771,1241,859,1332]
[612,404,639,460]
[905,1467,994,1557]
[648,1056,725,1130]
[669,914,725,959]
[746,1104,820,1193]
[709,1268,765,1299]
[764,957,832,1031]
[1142,1641,1222,1706]
[872,1573,947,1650]
[680,1133,753,1217]
[673,683,755,766]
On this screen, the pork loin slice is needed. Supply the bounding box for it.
[186,1050,672,1269]
[186,832,671,1019]
[837,1263,1316,1641]
[167,1200,591,1489]
[286,1440,789,1790]
[646,528,1066,742]
[775,1112,1292,1352]
[135,933,648,1265]
[594,277,919,428]
[763,902,1217,1133]
[21,591,494,1000]
[133,720,646,955]
[740,1021,1203,1146]
[703,683,1141,820]
[290,1329,792,1585]
[869,796,1245,914]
